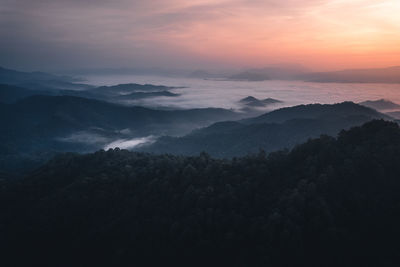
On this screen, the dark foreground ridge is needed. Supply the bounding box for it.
[1,120,400,266]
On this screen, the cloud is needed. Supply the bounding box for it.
[104,136,155,150]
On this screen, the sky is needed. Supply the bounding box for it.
[1,0,400,71]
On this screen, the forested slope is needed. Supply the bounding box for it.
[1,120,400,266]
[144,102,389,157]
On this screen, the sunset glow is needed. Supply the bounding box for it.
[1,0,400,70]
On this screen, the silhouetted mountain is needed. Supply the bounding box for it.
[229,65,308,81]
[0,66,67,83]
[0,95,240,173]
[0,66,92,90]
[118,91,179,99]
[244,101,388,124]
[387,111,400,120]
[230,71,270,81]
[20,80,93,91]
[239,96,282,107]
[1,94,239,138]
[360,99,400,111]
[94,83,178,94]
[299,66,400,83]
[0,84,50,103]
[2,120,400,266]
[76,83,182,103]
[228,66,400,83]
[59,86,180,102]
[142,102,390,157]
[0,80,182,105]
[188,70,214,79]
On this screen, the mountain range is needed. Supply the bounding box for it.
[0,66,92,90]
[0,82,180,105]
[0,95,240,173]
[141,102,391,157]
[2,120,400,266]
[1,65,399,174]
[228,66,400,83]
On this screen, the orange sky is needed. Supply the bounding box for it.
[1,0,400,70]
[147,0,400,70]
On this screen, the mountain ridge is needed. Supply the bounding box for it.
[2,120,400,266]
[142,102,391,157]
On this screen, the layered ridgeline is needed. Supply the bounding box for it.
[299,66,400,83]
[0,82,180,105]
[0,84,52,104]
[52,83,182,104]
[228,65,400,83]
[142,102,390,157]
[0,95,240,173]
[239,96,282,108]
[360,99,400,111]
[0,66,183,106]
[359,99,400,120]
[0,66,92,91]
[2,120,400,266]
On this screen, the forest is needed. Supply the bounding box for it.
[1,119,400,266]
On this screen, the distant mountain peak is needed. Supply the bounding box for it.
[239,96,258,102]
[243,101,390,124]
[359,99,400,111]
[239,96,282,107]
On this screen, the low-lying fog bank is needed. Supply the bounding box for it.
[83,74,400,113]
[104,136,155,150]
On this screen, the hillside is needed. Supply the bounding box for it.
[0,80,182,104]
[0,95,240,173]
[244,101,389,124]
[0,66,92,90]
[227,66,400,83]
[2,120,400,266]
[360,99,400,111]
[228,66,308,81]
[0,84,50,103]
[239,96,282,107]
[86,83,181,103]
[299,66,400,83]
[142,102,390,157]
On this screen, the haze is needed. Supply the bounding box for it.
[1,0,400,71]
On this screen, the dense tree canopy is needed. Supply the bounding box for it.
[1,120,400,266]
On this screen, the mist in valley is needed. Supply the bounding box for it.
[2,0,400,265]
[84,74,400,109]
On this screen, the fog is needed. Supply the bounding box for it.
[50,75,400,152]
[84,74,400,111]
[104,136,155,150]
[38,72,400,153]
